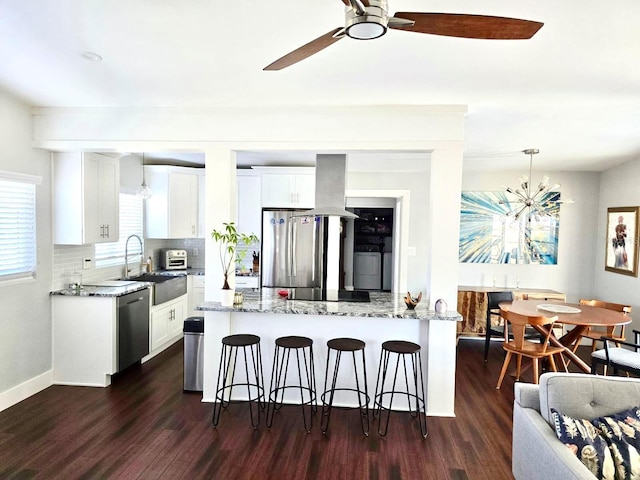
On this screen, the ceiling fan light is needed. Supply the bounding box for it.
[346,18,387,39]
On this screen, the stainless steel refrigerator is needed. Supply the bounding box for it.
[261,210,326,288]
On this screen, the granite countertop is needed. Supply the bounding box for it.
[51,282,152,298]
[196,288,462,321]
[50,268,204,297]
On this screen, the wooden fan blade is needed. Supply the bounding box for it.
[390,13,543,40]
[263,28,344,71]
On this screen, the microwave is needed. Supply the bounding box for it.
[161,249,188,270]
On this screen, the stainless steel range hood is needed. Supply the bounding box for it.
[292,154,358,219]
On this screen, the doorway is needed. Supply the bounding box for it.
[343,205,395,291]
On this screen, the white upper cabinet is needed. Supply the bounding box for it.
[144,166,201,239]
[236,171,262,236]
[53,152,120,245]
[260,167,315,208]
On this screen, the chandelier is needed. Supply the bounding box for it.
[501,149,560,221]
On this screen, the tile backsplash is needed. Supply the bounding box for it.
[52,237,206,291]
[236,243,260,273]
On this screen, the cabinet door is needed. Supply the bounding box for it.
[261,174,296,208]
[189,275,206,313]
[237,175,262,235]
[294,174,315,208]
[83,153,119,244]
[150,304,171,351]
[82,154,102,244]
[169,297,186,338]
[169,173,198,238]
[98,156,119,242]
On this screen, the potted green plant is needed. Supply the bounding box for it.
[211,222,259,306]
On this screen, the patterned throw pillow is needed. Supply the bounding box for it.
[591,406,640,480]
[550,408,616,479]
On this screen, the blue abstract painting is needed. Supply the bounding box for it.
[459,191,560,264]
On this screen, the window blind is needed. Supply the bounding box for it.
[95,194,144,267]
[0,178,37,281]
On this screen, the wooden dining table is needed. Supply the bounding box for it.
[498,299,633,373]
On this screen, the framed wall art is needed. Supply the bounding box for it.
[605,206,639,277]
[459,191,560,265]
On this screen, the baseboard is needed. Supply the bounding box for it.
[0,370,53,413]
[142,334,183,364]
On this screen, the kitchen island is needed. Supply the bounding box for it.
[196,289,462,417]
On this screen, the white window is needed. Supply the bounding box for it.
[95,193,144,267]
[0,171,41,282]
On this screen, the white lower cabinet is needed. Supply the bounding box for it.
[52,295,117,387]
[150,294,187,352]
[189,275,205,313]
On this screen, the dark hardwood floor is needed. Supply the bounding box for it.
[0,338,588,479]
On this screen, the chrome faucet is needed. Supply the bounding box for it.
[124,234,144,279]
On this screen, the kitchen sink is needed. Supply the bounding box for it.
[125,273,187,305]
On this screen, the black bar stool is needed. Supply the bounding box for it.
[266,336,317,433]
[321,337,370,436]
[373,340,428,438]
[212,334,266,428]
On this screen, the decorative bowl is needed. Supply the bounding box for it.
[404,291,422,310]
[278,289,289,298]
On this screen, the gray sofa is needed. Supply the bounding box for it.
[512,372,640,480]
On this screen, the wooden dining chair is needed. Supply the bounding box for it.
[484,291,538,362]
[572,299,632,354]
[496,309,565,389]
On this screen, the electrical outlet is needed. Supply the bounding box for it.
[82,257,93,270]
[407,246,417,257]
[193,248,199,256]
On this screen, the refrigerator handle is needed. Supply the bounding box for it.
[291,218,297,276]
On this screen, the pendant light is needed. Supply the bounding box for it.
[136,152,152,199]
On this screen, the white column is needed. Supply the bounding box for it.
[204,148,237,299]
[203,147,235,402]
[426,147,463,307]
[424,146,463,417]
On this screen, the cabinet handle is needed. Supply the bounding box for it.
[100,225,104,238]
[106,224,109,238]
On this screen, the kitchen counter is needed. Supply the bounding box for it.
[50,282,152,297]
[198,289,461,417]
[196,288,461,322]
[50,268,204,297]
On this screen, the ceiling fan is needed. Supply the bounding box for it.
[264,0,543,71]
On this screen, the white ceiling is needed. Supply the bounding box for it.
[2,1,640,172]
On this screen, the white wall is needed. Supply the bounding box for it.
[347,168,429,292]
[459,169,601,302]
[0,89,53,407]
[595,156,640,332]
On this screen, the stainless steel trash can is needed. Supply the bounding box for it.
[183,317,204,392]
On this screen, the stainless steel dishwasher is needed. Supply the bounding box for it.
[117,288,150,372]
